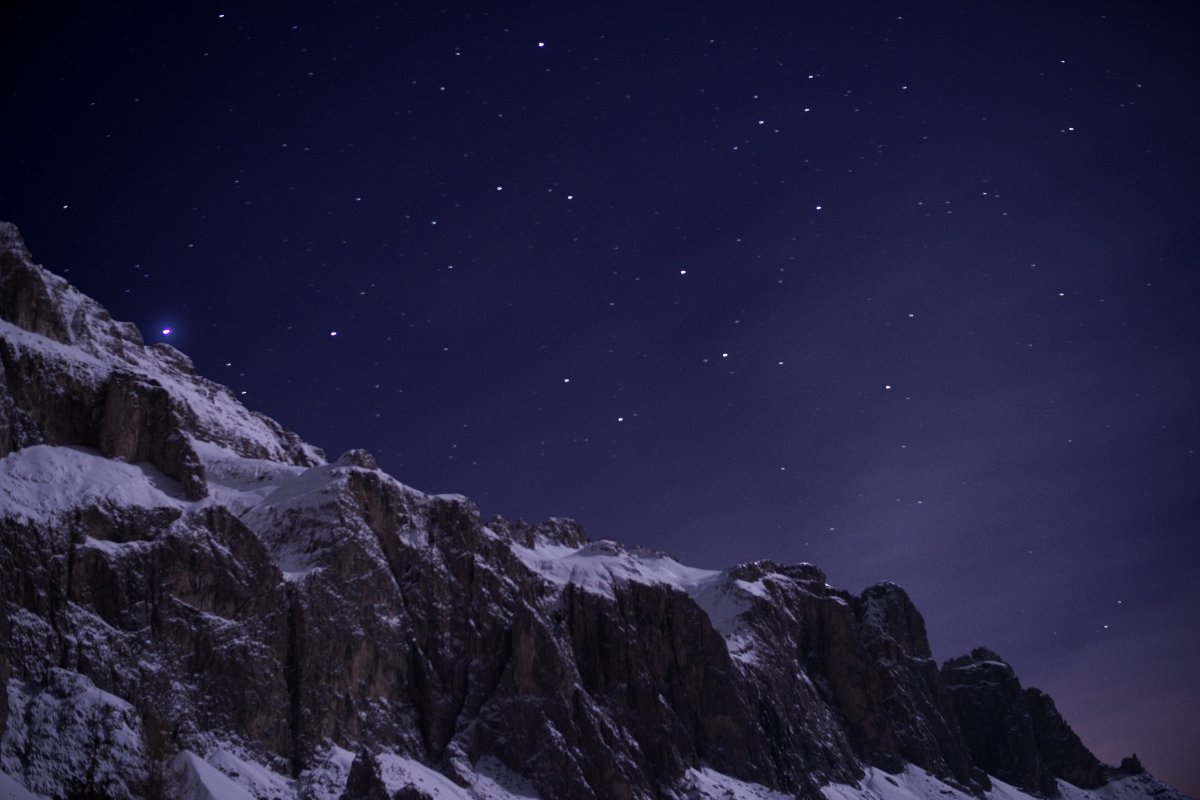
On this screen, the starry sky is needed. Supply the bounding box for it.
[2,2,1198,793]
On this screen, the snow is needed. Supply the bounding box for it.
[470,757,540,799]
[509,539,718,600]
[734,577,772,599]
[297,744,355,800]
[1055,773,1192,800]
[173,752,258,800]
[0,445,183,525]
[1,671,146,799]
[80,536,155,556]
[0,770,42,800]
[682,766,794,799]
[509,538,793,664]
[816,765,1192,800]
[377,752,472,798]
[0,318,106,374]
[189,439,307,514]
[823,766,978,800]
[203,747,293,798]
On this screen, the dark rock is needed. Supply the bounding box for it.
[339,749,391,800]
[0,594,9,740]
[336,449,379,470]
[942,648,1057,797]
[0,222,70,344]
[0,339,106,454]
[393,788,436,800]
[1119,754,1145,775]
[99,372,207,499]
[1024,687,1107,789]
[854,584,987,793]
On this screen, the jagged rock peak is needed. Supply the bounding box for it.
[488,514,588,548]
[856,581,934,659]
[0,221,32,261]
[0,221,146,356]
[1120,755,1145,775]
[336,449,380,470]
[0,221,325,484]
[939,648,1117,798]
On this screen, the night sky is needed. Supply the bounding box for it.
[2,2,1197,793]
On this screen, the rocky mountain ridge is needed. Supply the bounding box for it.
[0,221,1184,800]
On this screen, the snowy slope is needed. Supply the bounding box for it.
[153,746,1200,800]
[0,770,41,800]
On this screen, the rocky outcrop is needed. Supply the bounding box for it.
[0,222,322,476]
[0,222,1167,799]
[854,584,985,790]
[941,649,1058,796]
[1023,688,1108,790]
[722,564,987,795]
[0,223,74,344]
[939,649,1130,797]
[340,749,391,800]
[98,371,208,499]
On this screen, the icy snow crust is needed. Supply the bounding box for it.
[0,445,185,525]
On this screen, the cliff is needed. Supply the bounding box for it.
[0,222,1182,800]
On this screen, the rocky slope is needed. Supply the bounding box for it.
[0,221,1183,800]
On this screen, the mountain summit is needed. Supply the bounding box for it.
[0,221,1186,799]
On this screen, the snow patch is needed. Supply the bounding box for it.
[509,539,717,600]
[203,748,293,798]
[172,752,258,800]
[681,766,793,798]
[190,439,306,514]
[815,765,1185,800]
[0,769,42,800]
[823,765,976,800]
[0,445,183,525]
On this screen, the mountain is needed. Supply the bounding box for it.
[0,220,1188,800]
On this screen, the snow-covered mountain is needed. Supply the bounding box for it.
[0,221,1188,800]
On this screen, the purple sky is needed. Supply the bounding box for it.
[3,2,1197,793]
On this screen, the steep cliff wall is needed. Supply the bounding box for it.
[0,223,1162,800]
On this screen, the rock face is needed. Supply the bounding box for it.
[0,222,1170,799]
[941,648,1059,797]
[939,649,1109,797]
[1023,688,1109,790]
